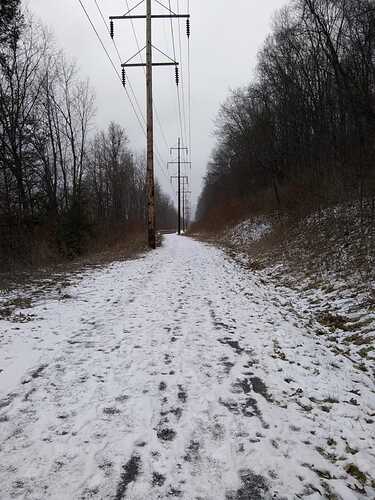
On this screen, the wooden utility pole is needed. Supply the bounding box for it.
[110,3,190,249]
[146,0,155,248]
[169,140,189,234]
[181,162,184,232]
[178,138,181,235]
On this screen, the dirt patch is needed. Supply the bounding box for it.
[0,393,18,410]
[0,297,33,320]
[157,428,176,442]
[184,440,200,463]
[344,333,375,346]
[233,379,252,394]
[219,396,269,429]
[220,356,235,374]
[318,312,349,331]
[250,377,273,402]
[164,354,172,365]
[31,364,48,380]
[242,398,269,429]
[103,407,121,415]
[115,394,129,403]
[160,407,183,421]
[218,337,244,355]
[226,470,270,499]
[219,398,240,415]
[272,339,287,361]
[0,233,148,289]
[114,454,141,500]
[345,463,368,485]
[22,364,48,384]
[233,377,273,402]
[214,320,234,332]
[177,385,187,403]
[167,486,183,497]
[152,472,166,487]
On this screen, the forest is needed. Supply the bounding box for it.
[197,0,375,230]
[0,0,176,271]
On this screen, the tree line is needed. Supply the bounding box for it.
[0,1,176,270]
[197,0,375,227]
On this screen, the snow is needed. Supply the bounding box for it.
[224,218,271,246]
[0,235,374,499]
[221,205,375,367]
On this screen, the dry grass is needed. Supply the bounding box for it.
[207,201,375,291]
[193,199,375,362]
[0,227,148,294]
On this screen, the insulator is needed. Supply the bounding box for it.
[175,66,179,86]
[122,68,126,88]
[110,20,114,39]
[186,19,190,38]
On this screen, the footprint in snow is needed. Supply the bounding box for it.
[157,427,176,442]
[177,385,187,403]
[159,381,167,391]
[152,472,166,487]
[164,354,172,365]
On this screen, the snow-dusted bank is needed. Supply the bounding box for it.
[0,235,374,499]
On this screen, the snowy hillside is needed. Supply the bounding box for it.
[224,219,272,246]
[218,204,375,374]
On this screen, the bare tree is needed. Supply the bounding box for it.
[197,0,375,228]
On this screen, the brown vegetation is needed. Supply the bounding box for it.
[0,3,176,273]
[196,0,375,243]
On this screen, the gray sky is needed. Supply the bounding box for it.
[28,0,287,212]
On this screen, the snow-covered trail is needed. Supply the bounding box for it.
[0,235,374,500]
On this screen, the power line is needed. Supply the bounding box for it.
[168,0,185,147]
[93,0,176,199]
[124,0,171,156]
[187,0,192,165]
[176,0,188,149]
[77,0,146,135]
[98,0,177,201]
[78,0,177,202]
[110,0,189,247]
[94,0,146,128]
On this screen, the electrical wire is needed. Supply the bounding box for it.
[124,0,171,157]
[176,0,188,149]
[104,0,176,199]
[77,0,146,136]
[78,0,176,201]
[93,0,146,129]
[168,0,185,148]
[92,0,176,199]
[187,0,192,167]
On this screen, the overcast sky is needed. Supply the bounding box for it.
[27,0,287,213]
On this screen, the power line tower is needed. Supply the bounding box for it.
[169,137,190,234]
[170,174,189,234]
[110,1,190,249]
